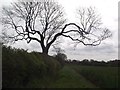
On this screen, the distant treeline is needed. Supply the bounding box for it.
[54,52,120,67]
[64,59,120,67]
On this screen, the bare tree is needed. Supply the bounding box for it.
[60,7,112,47]
[1,0,66,54]
[1,0,112,54]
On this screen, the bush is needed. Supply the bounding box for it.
[54,53,67,66]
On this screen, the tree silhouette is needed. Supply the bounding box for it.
[1,0,112,54]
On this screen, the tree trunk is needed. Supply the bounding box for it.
[42,47,49,54]
[41,45,49,54]
[40,40,52,55]
[40,41,49,54]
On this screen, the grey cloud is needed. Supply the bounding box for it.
[65,43,117,55]
[65,43,118,61]
[29,42,40,50]
[84,45,116,53]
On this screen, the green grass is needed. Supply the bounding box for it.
[68,64,119,88]
[50,65,98,88]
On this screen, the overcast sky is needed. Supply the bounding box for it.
[0,0,119,61]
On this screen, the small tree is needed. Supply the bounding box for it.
[52,46,67,64]
[1,0,112,55]
[55,52,67,66]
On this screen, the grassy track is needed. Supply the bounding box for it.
[50,65,98,88]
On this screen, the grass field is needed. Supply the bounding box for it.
[48,64,119,88]
[67,64,119,88]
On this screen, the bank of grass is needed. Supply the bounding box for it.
[2,45,61,88]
